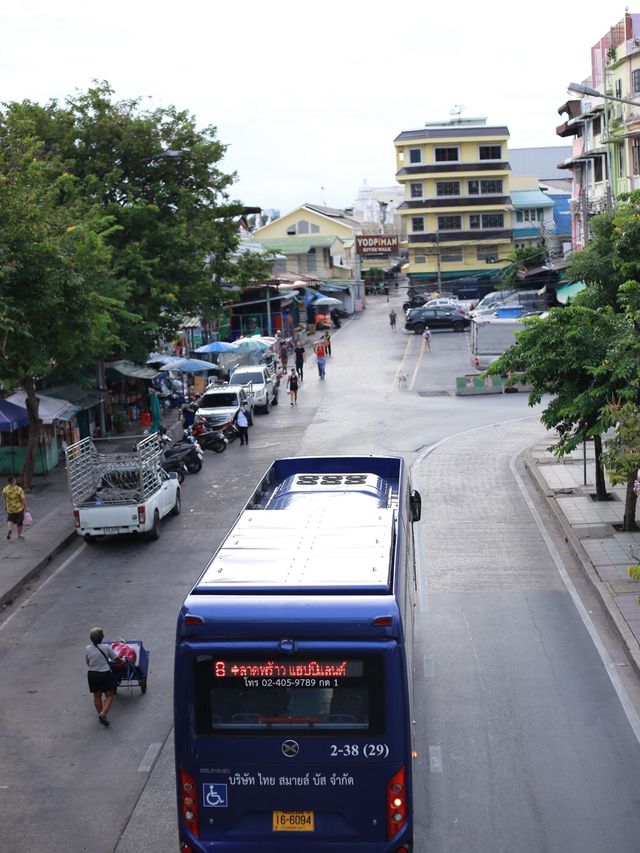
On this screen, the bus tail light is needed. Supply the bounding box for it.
[73,509,80,529]
[387,766,407,839]
[137,505,146,525]
[179,767,199,840]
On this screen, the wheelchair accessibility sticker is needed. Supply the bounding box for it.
[203,783,228,808]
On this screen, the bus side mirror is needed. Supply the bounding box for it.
[409,489,422,522]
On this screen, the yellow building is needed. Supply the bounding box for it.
[253,203,358,280]
[394,118,512,285]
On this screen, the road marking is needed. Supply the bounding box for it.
[392,336,414,391]
[423,656,434,677]
[429,745,443,773]
[510,453,640,745]
[0,542,87,632]
[138,742,162,772]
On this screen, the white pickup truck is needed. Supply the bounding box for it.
[65,434,181,542]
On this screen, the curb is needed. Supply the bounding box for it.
[524,450,640,677]
[0,529,78,609]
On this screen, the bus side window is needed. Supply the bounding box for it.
[410,489,422,522]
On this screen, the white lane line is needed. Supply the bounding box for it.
[429,745,443,773]
[423,656,434,677]
[510,453,640,745]
[138,742,162,772]
[391,336,415,391]
[0,542,87,632]
[409,342,424,390]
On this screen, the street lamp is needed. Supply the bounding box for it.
[567,82,640,108]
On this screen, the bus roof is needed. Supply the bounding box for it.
[194,506,395,594]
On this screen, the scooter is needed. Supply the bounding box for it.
[159,430,204,473]
[161,455,187,484]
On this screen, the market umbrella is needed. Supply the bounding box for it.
[159,357,220,374]
[194,341,238,354]
[312,295,343,307]
[0,399,30,431]
[232,337,271,353]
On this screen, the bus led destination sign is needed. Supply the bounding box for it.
[355,235,399,257]
[214,660,363,678]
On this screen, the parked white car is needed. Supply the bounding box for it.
[229,365,278,413]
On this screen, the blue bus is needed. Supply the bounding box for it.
[174,456,422,852]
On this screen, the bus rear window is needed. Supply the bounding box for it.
[193,655,385,735]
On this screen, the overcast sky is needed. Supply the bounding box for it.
[0,1,620,214]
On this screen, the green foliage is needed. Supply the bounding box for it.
[1,82,267,364]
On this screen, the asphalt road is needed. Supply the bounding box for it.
[1,296,639,852]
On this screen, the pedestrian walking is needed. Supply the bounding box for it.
[314,341,327,379]
[422,326,431,351]
[323,333,332,356]
[3,475,28,540]
[389,309,397,331]
[233,402,250,446]
[280,341,289,370]
[293,339,306,381]
[86,627,125,727]
[287,368,299,405]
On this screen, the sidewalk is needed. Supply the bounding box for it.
[526,441,640,675]
[0,416,184,609]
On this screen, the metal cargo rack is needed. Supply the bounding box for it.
[66,433,163,506]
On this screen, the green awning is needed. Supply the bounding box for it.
[106,360,160,380]
[45,384,103,412]
[556,281,586,304]
[320,282,351,292]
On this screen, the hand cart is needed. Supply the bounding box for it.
[106,639,149,694]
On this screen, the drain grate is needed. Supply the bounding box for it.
[417,390,452,397]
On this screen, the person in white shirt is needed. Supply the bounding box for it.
[233,402,250,446]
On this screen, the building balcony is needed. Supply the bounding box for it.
[398,196,511,210]
[407,229,513,244]
[396,162,511,177]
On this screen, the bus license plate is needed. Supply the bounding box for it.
[272,811,314,832]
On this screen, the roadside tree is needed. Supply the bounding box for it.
[0,113,121,487]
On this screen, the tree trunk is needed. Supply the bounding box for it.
[622,469,639,532]
[21,377,41,492]
[593,435,609,500]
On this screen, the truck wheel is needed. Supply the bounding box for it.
[171,490,181,516]
[248,412,254,426]
[272,391,278,406]
[263,399,271,414]
[148,510,161,541]
[413,324,425,335]
[84,534,96,544]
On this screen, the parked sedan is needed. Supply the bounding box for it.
[404,306,471,334]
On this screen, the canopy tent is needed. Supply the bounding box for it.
[6,391,78,425]
[0,399,29,432]
[106,360,160,380]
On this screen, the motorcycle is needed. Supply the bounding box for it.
[159,429,204,473]
[189,419,227,454]
[161,454,187,484]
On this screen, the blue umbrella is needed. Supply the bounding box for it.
[0,399,30,432]
[194,341,238,354]
[159,357,220,374]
